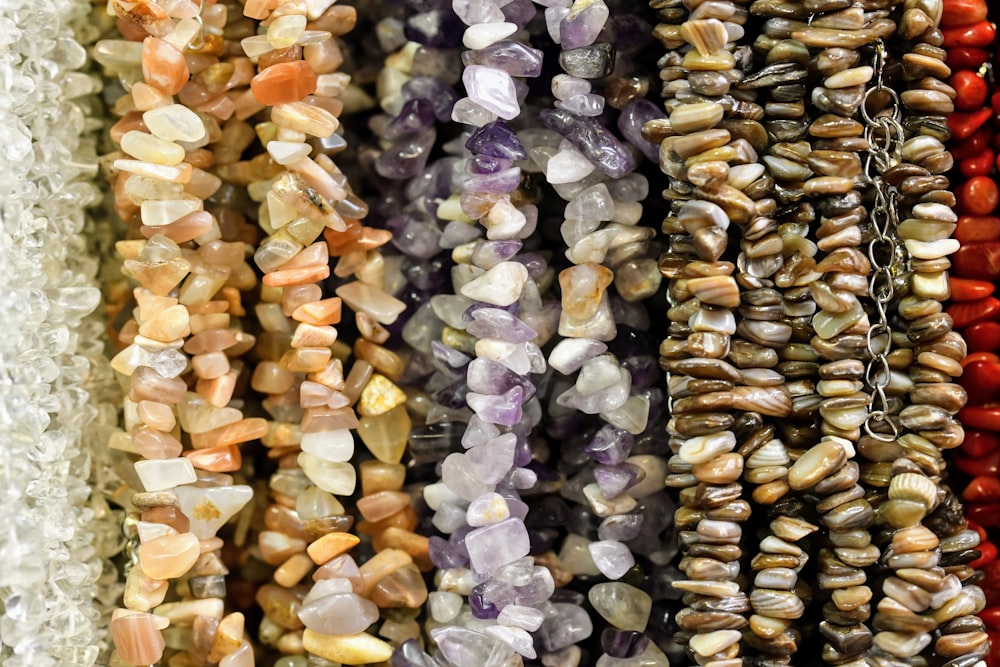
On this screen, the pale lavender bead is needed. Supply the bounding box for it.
[465,517,531,574]
[466,385,524,425]
[541,108,635,178]
[598,514,644,542]
[461,40,544,77]
[545,6,570,42]
[556,92,606,117]
[502,0,536,27]
[502,493,530,520]
[467,308,537,342]
[297,592,380,635]
[430,626,516,667]
[558,0,609,49]
[462,166,522,194]
[453,0,504,25]
[588,539,634,580]
[442,452,495,501]
[585,424,634,465]
[462,414,501,448]
[440,219,483,248]
[538,602,593,651]
[463,65,519,119]
[429,535,468,568]
[407,155,459,200]
[552,73,591,100]
[617,99,664,163]
[497,604,545,631]
[485,565,554,607]
[594,462,642,498]
[508,466,537,489]
[549,337,608,374]
[556,377,630,414]
[466,433,517,482]
[388,212,443,259]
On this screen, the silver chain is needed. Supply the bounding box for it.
[861,40,905,443]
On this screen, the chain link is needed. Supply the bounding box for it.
[862,39,904,443]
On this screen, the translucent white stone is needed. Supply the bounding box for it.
[134,458,197,492]
[429,591,463,622]
[140,199,203,227]
[267,141,312,165]
[463,22,517,49]
[300,430,355,462]
[143,104,207,143]
[546,146,595,184]
[173,485,254,539]
[336,282,406,325]
[298,452,357,495]
[548,338,607,374]
[459,262,529,306]
[466,492,510,527]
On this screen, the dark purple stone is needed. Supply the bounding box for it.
[402,77,459,122]
[594,462,643,498]
[384,98,436,140]
[470,154,513,174]
[529,527,560,553]
[622,354,658,389]
[525,459,560,482]
[540,108,636,178]
[469,585,501,619]
[618,99,666,163]
[584,424,634,465]
[513,436,532,466]
[601,629,650,658]
[466,121,528,160]
[404,10,464,48]
[434,380,471,410]
[513,252,549,280]
[375,128,437,179]
[462,40,544,78]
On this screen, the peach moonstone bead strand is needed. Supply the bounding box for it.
[99,1,263,666]
[236,0,422,663]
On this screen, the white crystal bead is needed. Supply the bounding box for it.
[134,458,197,492]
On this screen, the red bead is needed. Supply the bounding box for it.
[952,70,990,110]
[961,148,996,178]
[947,297,1000,327]
[966,322,1000,352]
[947,46,991,71]
[957,406,1000,435]
[953,242,1000,280]
[957,176,1000,215]
[969,519,989,542]
[972,541,998,570]
[965,477,1000,503]
[955,215,1000,244]
[942,21,998,49]
[941,0,989,28]
[959,360,1000,404]
[949,276,996,301]
[952,126,993,160]
[982,607,1000,630]
[993,91,1000,115]
[963,352,1000,366]
[949,108,994,141]
[964,431,1000,458]
[966,502,1000,526]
